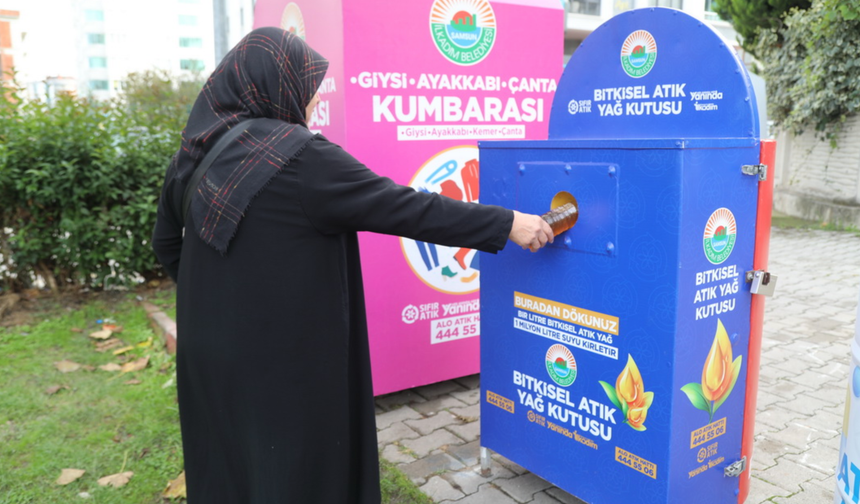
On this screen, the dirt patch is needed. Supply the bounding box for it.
[0,281,176,328]
[0,293,20,319]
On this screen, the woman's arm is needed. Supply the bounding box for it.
[296,138,551,253]
[152,163,184,282]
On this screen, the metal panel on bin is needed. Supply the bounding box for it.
[479,7,767,504]
[517,162,618,256]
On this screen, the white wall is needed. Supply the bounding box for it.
[774,115,860,226]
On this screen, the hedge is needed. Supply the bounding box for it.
[0,72,200,292]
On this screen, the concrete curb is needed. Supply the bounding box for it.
[141,301,177,354]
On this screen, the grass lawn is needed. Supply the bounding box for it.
[0,294,183,503]
[771,210,860,233]
[0,290,430,504]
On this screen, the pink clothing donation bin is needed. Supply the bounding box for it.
[254,0,563,395]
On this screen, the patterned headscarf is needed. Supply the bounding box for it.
[172,27,329,253]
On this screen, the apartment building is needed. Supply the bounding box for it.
[4,0,742,101]
[75,0,216,100]
[2,0,218,100]
[0,8,19,86]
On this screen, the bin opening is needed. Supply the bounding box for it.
[541,191,579,236]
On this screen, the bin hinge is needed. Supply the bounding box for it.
[741,164,767,181]
[745,270,777,296]
[724,457,747,477]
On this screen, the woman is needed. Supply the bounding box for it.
[152,27,552,503]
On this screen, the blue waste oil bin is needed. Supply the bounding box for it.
[479,7,774,504]
[836,289,860,504]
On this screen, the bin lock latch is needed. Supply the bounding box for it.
[724,457,747,478]
[746,270,777,296]
[741,164,768,181]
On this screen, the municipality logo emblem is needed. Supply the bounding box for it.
[430,0,496,66]
[280,3,306,40]
[546,344,577,387]
[621,30,656,78]
[703,208,737,264]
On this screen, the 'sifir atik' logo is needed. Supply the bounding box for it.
[430,0,496,66]
[621,30,656,78]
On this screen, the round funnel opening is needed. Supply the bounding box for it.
[542,191,579,236]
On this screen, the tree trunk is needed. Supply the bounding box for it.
[37,262,59,295]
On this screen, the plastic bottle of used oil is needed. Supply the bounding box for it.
[541,202,578,236]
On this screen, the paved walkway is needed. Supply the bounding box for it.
[374,227,860,503]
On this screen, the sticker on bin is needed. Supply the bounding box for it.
[513,291,619,359]
[616,447,658,479]
[401,146,482,295]
[430,311,479,344]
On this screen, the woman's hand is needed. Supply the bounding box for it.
[509,210,554,252]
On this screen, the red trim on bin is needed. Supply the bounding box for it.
[738,139,775,503]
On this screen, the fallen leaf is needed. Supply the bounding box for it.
[163,471,186,499]
[21,288,40,300]
[45,384,68,395]
[54,360,82,373]
[97,471,133,488]
[70,327,83,333]
[124,379,142,385]
[89,329,112,340]
[103,324,123,333]
[148,279,161,287]
[112,345,135,355]
[81,365,95,372]
[121,356,149,373]
[95,338,125,352]
[56,468,86,485]
[98,363,122,372]
[136,337,153,348]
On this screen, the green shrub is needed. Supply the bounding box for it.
[756,0,860,144]
[122,68,201,133]
[0,72,201,292]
